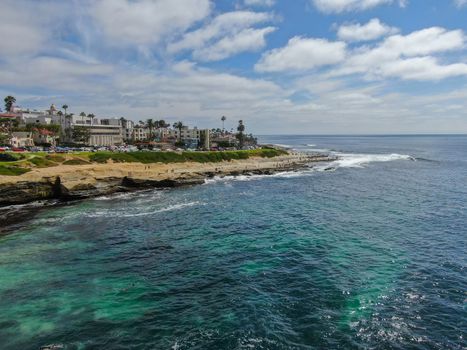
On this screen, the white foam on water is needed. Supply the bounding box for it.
[84,201,202,218]
[317,152,413,171]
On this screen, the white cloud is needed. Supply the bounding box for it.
[454,0,467,7]
[0,57,113,92]
[169,11,275,61]
[337,19,399,42]
[311,0,406,13]
[336,27,467,80]
[244,0,275,6]
[92,0,211,46]
[192,27,276,61]
[380,57,467,80]
[255,37,346,72]
[383,27,465,56]
[0,0,63,58]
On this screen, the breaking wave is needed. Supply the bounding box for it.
[205,151,414,184]
[319,153,415,170]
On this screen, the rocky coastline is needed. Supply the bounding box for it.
[0,153,333,232]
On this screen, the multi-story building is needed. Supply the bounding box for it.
[132,126,149,142]
[54,112,123,146]
[33,129,58,146]
[10,132,34,148]
[167,127,211,148]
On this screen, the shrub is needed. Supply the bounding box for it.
[45,155,66,163]
[0,165,30,176]
[63,158,90,165]
[89,149,287,164]
[0,153,20,162]
[29,157,58,168]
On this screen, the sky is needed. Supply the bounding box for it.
[0,0,467,134]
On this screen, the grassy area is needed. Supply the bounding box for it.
[0,165,31,176]
[0,148,288,176]
[62,158,90,165]
[89,149,288,164]
[28,157,58,168]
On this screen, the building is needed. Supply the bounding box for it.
[52,111,123,146]
[88,121,123,146]
[167,126,211,148]
[10,132,34,148]
[132,126,150,142]
[23,115,53,125]
[33,129,58,146]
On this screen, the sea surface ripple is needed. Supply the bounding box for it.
[0,135,465,349]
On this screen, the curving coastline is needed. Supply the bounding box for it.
[0,153,332,207]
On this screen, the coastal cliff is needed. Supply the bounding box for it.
[0,154,331,207]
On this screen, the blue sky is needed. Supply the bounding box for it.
[0,0,466,134]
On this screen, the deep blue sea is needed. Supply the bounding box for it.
[0,135,466,349]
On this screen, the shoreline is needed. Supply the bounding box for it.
[0,153,333,232]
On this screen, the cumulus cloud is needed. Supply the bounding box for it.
[335,27,467,80]
[192,27,276,61]
[454,0,467,7]
[380,57,467,80]
[91,0,211,46]
[311,0,407,13]
[255,37,346,72]
[337,19,399,42]
[169,11,276,61]
[0,0,63,58]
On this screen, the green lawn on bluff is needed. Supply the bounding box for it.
[0,149,288,176]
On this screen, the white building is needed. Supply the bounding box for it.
[168,126,210,148]
[53,111,123,146]
[10,132,34,148]
[23,115,53,125]
[132,126,149,142]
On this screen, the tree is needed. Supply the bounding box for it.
[146,118,155,140]
[155,119,169,129]
[62,104,69,117]
[86,114,95,144]
[236,120,245,149]
[221,116,226,132]
[72,126,91,145]
[4,96,16,112]
[173,121,184,142]
[79,112,86,124]
[87,114,95,126]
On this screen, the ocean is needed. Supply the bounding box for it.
[0,135,465,349]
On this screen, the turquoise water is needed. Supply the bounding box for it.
[0,135,466,349]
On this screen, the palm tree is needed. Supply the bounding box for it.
[4,96,16,112]
[146,118,155,140]
[87,114,95,128]
[221,116,226,132]
[62,104,69,118]
[86,114,95,145]
[79,112,86,125]
[173,121,184,142]
[237,120,245,149]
